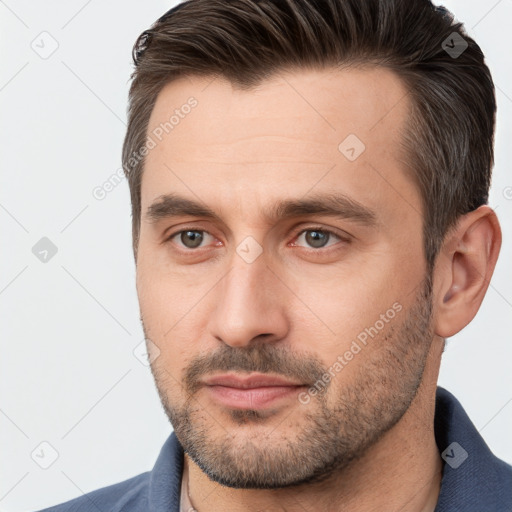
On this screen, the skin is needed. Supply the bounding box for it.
[135,66,501,511]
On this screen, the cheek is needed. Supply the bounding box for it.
[136,258,215,375]
[137,245,195,327]
[291,286,408,404]
[285,259,408,353]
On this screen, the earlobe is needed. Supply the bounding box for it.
[434,206,501,338]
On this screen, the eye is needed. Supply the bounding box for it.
[165,226,348,253]
[291,228,345,250]
[168,229,217,250]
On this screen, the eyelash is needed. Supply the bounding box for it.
[165,226,349,253]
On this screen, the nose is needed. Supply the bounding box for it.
[207,248,289,348]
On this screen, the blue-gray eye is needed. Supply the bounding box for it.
[296,229,341,249]
[181,230,203,248]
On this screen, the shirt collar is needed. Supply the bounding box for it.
[433,386,507,511]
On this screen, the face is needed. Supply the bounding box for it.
[136,66,435,488]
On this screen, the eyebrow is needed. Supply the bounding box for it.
[145,192,378,228]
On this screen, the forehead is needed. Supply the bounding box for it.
[147,65,410,152]
[141,66,420,227]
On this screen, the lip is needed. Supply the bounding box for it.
[202,373,304,388]
[201,373,307,410]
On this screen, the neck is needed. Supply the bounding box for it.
[185,342,444,512]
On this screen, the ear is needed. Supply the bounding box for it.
[433,205,502,338]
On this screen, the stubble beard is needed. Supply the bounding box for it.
[147,276,434,489]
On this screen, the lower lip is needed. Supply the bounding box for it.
[205,385,305,409]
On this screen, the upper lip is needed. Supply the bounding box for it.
[201,373,305,389]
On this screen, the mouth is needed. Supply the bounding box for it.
[201,373,308,410]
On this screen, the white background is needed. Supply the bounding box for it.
[1,1,511,510]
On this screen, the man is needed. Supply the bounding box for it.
[38,0,512,510]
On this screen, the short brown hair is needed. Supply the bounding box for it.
[122,0,496,270]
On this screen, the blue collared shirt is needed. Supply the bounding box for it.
[36,387,512,511]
